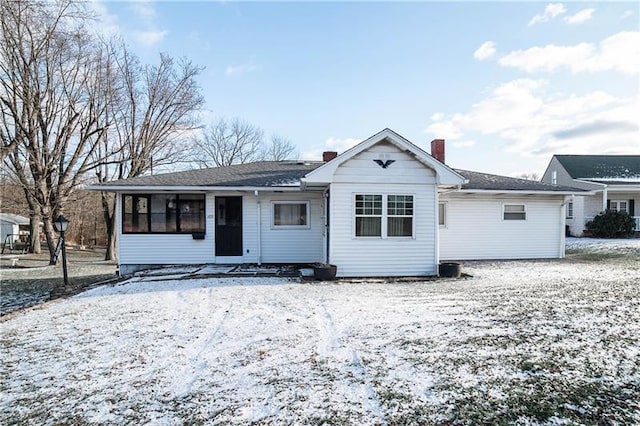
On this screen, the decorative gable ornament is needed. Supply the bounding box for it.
[373,159,395,169]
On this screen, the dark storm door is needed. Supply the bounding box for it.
[215,196,243,256]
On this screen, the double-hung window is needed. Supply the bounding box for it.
[503,204,526,221]
[355,194,414,238]
[355,195,382,236]
[566,202,574,219]
[122,194,205,233]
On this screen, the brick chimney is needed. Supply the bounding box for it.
[430,139,445,163]
[323,151,338,162]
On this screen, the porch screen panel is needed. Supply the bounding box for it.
[355,194,382,237]
[178,194,205,232]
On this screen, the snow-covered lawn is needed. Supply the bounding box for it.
[2,242,639,424]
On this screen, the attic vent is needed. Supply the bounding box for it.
[378,153,391,159]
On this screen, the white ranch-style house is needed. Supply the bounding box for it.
[542,155,640,236]
[93,129,586,277]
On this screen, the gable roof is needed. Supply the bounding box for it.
[456,169,586,193]
[554,155,640,184]
[94,161,323,190]
[302,128,467,186]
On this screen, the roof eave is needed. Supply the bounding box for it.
[458,189,594,195]
[86,184,310,192]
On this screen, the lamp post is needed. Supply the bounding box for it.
[54,215,69,288]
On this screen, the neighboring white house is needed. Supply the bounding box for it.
[0,213,30,251]
[542,155,640,236]
[92,129,585,277]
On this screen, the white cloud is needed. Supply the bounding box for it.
[565,8,595,24]
[86,0,121,37]
[424,78,639,158]
[499,31,640,74]
[133,30,168,47]
[620,10,634,20]
[452,140,477,148]
[474,41,497,61]
[131,1,157,23]
[301,137,362,161]
[225,64,257,76]
[430,112,444,121]
[528,3,567,26]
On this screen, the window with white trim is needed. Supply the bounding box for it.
[355,194,414,238]
[503,204,526,221]
[438,202,446,226]
[609,200,628,213]
[566,202,573,219]
[273,201,309,228]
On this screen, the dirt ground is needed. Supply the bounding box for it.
[0,247,117,315]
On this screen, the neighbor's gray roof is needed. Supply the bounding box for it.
[555,155,640,184]
[455,169,586,192]
[97,161,585,193]
[99,161,324,188]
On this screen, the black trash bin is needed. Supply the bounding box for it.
[439,262,461,278]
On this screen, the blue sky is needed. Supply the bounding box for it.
[92,1,639,177]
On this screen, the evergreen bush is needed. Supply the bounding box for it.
[585,210,635,238]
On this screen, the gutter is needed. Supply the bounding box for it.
[85,185,317,192]
[456,189,595,196]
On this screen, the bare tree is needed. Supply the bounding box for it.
[263,134,297,161]
[95,44,204,260]
[1,0,110,259]
[517,172,541,181]
[192,117,265,167]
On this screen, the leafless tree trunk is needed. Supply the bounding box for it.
[1,0,110,263]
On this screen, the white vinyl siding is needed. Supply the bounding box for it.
[260,193,324,263]
[118,191,324,272]
[440,195,564,260]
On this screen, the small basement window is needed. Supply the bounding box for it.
[503,204,526,221]
[273,201,309,228]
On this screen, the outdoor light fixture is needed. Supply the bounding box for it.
[54,215,70,287]
[53,215,69,233]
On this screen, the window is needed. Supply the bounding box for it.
[355,194,382,236]
[503,204,526,221]
[273,202,309,228]
[610,200,628,213]
[123,194,205,233]
[552,170,557,185]
[566,202,574,219]
[355,194,414,238]
[387,195,413,237]
[438,203,446,226]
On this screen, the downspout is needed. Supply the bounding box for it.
[323,187,330,264]
[254,190,261,265]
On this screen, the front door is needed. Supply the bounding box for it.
[215,196,243,256]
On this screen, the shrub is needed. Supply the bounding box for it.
[585,210,635,238]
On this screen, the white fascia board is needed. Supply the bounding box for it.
[458,189,596,196]
[302,128,467,186]
[573,179,607,189]
[85,185,312,193]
